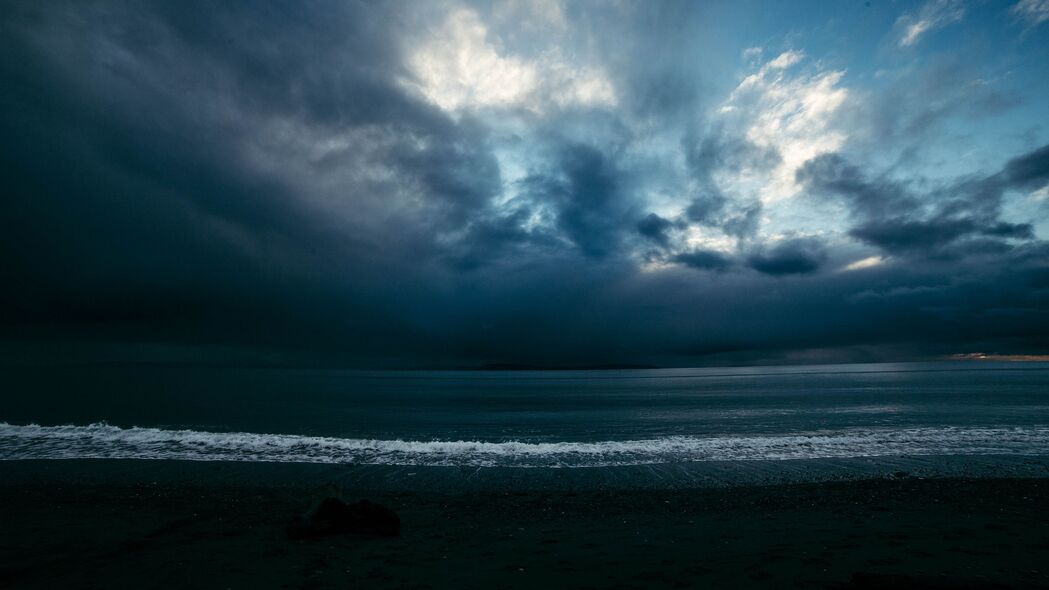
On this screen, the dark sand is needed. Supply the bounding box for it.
[2,463,1049,589]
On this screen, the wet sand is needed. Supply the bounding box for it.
[2,466,1049,588]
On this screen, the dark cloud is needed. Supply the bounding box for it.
[522,144,634,259]
[685,193,728,224]
[1003,144,1049,189]
[746,238,827,276]
[673,249,733,272]
[849,218,977,253]
[680,126,772,239]
[636,213,674,247]
[799,145,1046,258]
[0,1,1047,367]
[0,0,493,352]
[443,208,550,270]
[982,222,1035,239]
[795,153,916,220]
[685,127,782,179]
[721,204,764,239]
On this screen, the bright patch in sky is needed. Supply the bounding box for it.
[719,51,848,202]
[894,0,966,47]
[842,256,886,272]
[1012,0,1049,27]
[407,7,615,113]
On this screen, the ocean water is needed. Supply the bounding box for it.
[2,361,1049,468]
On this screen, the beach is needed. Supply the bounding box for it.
[2,461,1049,589]
[3,363,1049,587]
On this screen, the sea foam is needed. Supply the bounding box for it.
[2,422,1049,467]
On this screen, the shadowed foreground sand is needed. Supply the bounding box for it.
[1,476,1049,589]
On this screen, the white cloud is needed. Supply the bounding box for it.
[742,47,763,62]
[492,0,568,31]
[405,8,614,113]
[540,52,617,109]
[899,20,932,47]
[718,51,849,202]
[894,0,966,47]
[1012,0,1049,27]
[407,9,537,111]
[841,256,886,272]
[722,50,806,105]
[683,226,737,254]
[767,50,803,69]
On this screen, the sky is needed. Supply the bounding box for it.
[1,0,1048,367]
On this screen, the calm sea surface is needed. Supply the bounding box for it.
[2,362,1048,467]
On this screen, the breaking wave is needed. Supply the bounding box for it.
[2,422,1049,468]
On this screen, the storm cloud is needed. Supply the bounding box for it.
[798,144,1047,259]
[746,238,828,276]
[1,0,1047,367]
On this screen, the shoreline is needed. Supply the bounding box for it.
[3,455,1049,492]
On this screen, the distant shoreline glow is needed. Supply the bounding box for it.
[947,354,1049,362]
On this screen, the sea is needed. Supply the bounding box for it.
[3,361,1049,475]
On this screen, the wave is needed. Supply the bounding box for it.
[2,422,1049,467]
